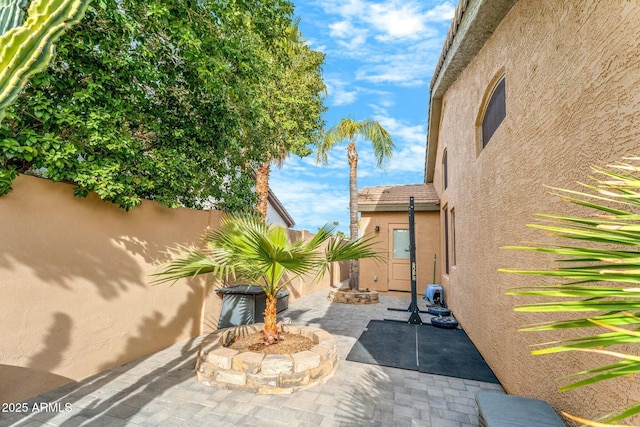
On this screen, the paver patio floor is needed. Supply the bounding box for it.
[2,287,504,427]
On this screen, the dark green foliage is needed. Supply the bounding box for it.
[0,0,325,213]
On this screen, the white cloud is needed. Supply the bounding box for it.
[356,64,426,87]
[325,77,361,106]
[328,20,351,38]
[424,2,456,21]
[270,160,351,233]
[321,0,453,44]
[366,2,432,41]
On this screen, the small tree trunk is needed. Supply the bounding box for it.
[262,294,279,345]
[256,161,271,221]
[347,140,359,291]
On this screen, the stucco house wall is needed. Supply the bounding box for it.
[427,0,640,419]
[358,184,441,294]
[360,211,441,294]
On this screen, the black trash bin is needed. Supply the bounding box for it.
[217,285,289,329]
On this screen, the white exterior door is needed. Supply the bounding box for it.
[388,224,411,292]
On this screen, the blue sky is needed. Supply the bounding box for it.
[270,0,456,234]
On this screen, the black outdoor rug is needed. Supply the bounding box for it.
[346,320,500,384]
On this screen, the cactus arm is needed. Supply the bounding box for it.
[0,0,90,122]
[0,0,29,34]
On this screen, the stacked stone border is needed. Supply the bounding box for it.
[196,323,338,394]
[327,288,379,304]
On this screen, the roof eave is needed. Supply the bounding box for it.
[267,190,295,228]
[425,0,518,183]
[359,202,440,213]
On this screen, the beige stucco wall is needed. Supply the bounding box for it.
[360,211,441,294]
[0,175,217,403]
[431,0,640,420]
[0,175,342,404]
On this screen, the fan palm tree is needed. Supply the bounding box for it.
[152,215,382,344]
[501,158,640,426]
[316,117,394,290]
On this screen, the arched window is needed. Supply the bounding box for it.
[480,75,506,148]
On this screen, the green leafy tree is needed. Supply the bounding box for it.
[0,0,305,212]
[0,0,89,122]
[0,0,90,193]
[152,215,383,344]
[502,158,640,426]
[255,17,326,220]
[316,117,394,289]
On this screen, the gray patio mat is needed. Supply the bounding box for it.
[346,320,500,384]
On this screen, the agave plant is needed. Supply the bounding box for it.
[152,215,383,344]
[501,158,640,426]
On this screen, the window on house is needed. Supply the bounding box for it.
[481,75,506,148]
[443,149,448,190]
[443,206,450,275]
[451,208,456,267]
[393,229,410,259]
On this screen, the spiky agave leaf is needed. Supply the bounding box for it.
[503,158,640,424]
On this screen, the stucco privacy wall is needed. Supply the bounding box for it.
[360,212,440,293]
[431,0,640,420]
[0,175,343,404]
[0,175,216,403]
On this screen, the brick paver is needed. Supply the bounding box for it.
[1,286,504,426]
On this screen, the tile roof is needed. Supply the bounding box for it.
[358,184,439,212]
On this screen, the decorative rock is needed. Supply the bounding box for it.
[261,354,294,375]
[310,344,335,362]
[195,323,338,394]
[292,350,321,373]
[278,371,311,388]
[206,347,238,369]
[247,372,278,389]
[215,369,246,386]
[232,351,265,374]
[327,288,379,304]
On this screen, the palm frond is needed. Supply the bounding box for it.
[315,116,394,168]
[153,213,384,294]
[518,312,640,331]
[150,246,234,285]
[503,158,640,424]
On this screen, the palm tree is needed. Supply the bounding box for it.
[316,117,394,290]
[152,215,382,344]
[255,17,325,219]
[501,158,640,426]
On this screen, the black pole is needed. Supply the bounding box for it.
[386,196,426,324]
[407,197,423,323]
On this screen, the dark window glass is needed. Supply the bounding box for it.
[451,209,456,267]
[444,207,450,275]
[482,77,506,147]
[443,149,448,190]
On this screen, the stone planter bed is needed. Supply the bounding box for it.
[196,323,338,394]
[327,288,379,304]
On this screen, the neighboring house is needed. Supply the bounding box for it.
[203,182,295,228]
[422,0,640,420]
[266,189,295,228]
[358,184,440,293]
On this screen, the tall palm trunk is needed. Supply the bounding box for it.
[262,293,279,344]
[256,161,271,220]
[347,140,359,290]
